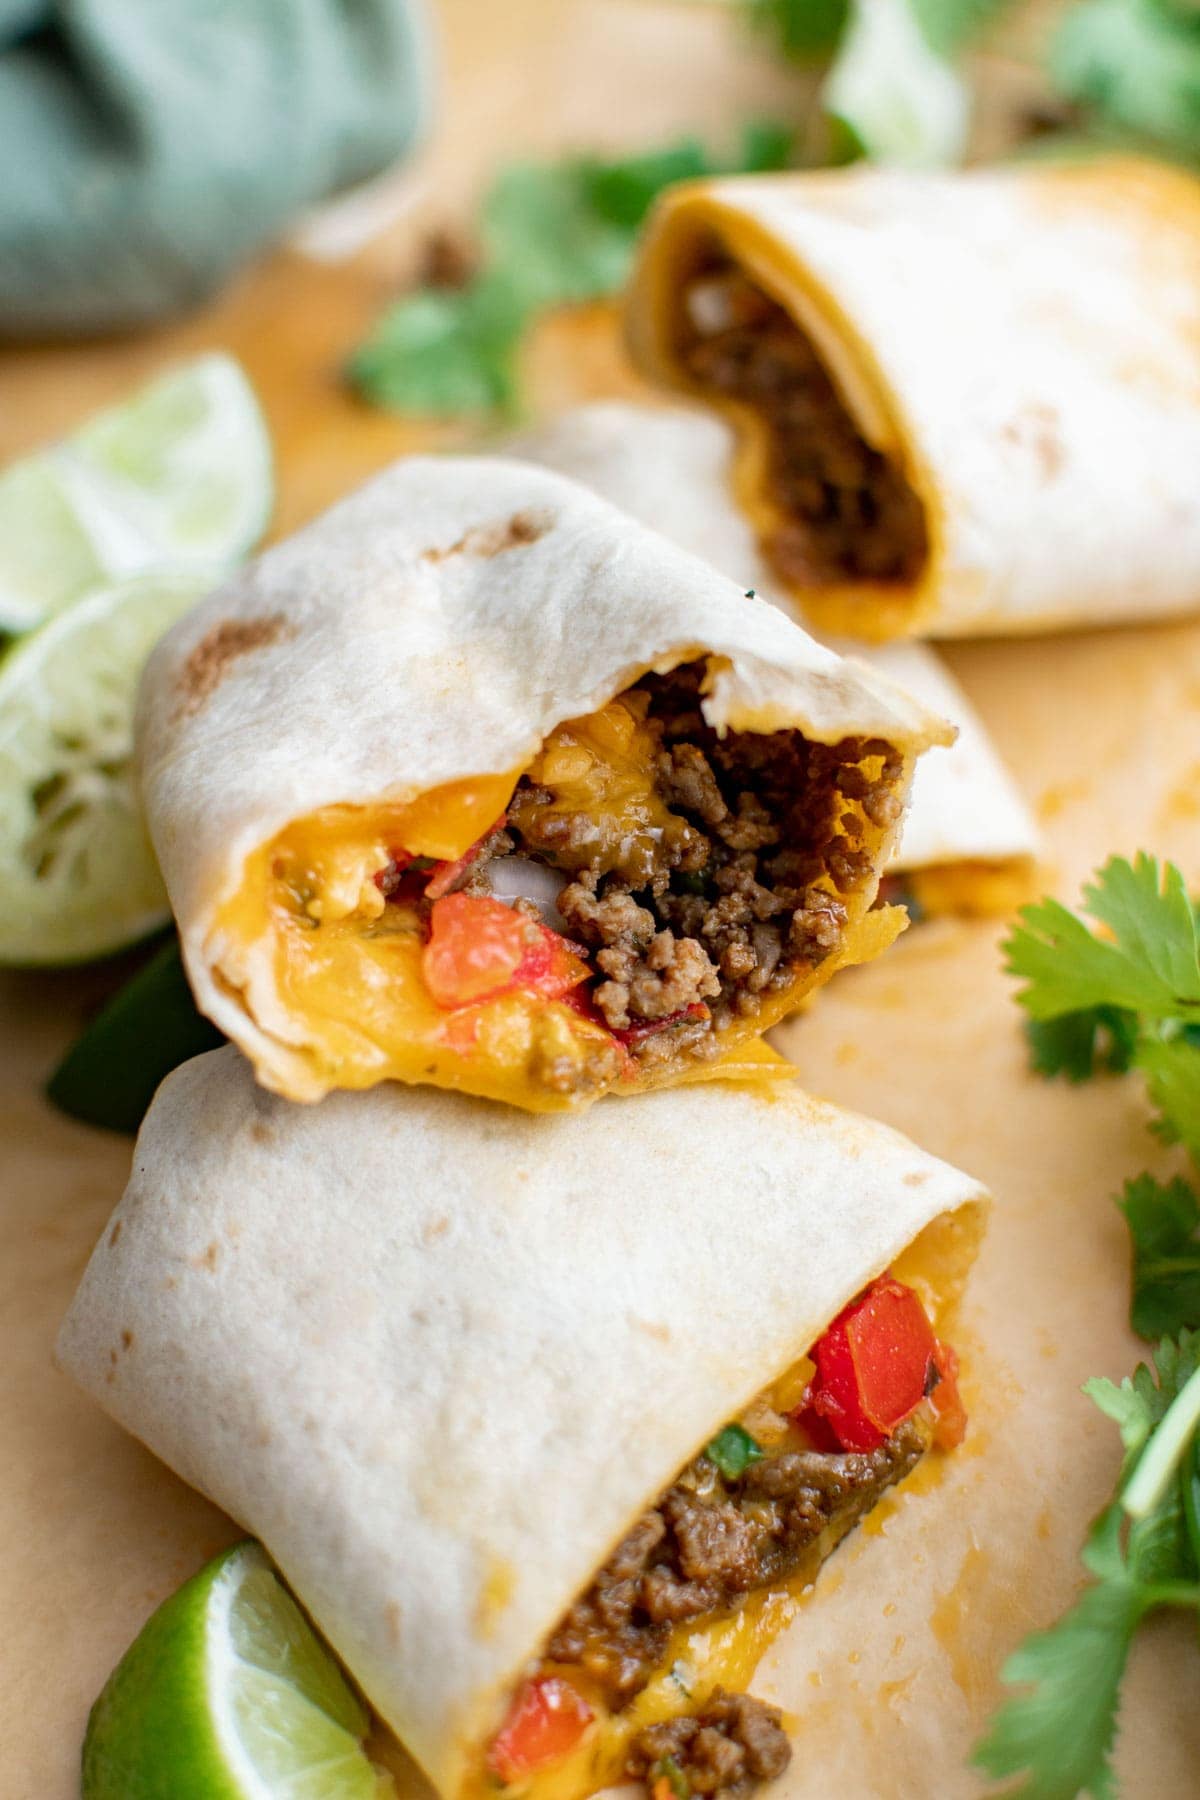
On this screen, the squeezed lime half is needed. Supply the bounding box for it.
[0,354,272,633]
[0,571,214,964]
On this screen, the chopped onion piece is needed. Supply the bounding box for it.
[484,855,568,931]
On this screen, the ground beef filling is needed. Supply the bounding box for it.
[544,1418,926,1709]
[628,1690,792,1800]
[680,262,928,589]
[492,663,903,1065]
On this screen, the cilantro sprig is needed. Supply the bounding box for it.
[1005,853,1200,1342]
[978,856,1200,1795]
[348,122,793,418]
[1005,852,1200,1140]
[975,1334,1200,1800]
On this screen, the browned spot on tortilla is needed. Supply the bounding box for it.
[384,1601,403,1646]
[903,1171,928,1187]
[422,1214,450,1243]
[175,613,292,717]
[630,1315,671,1343]
[195,1241,221,1272]
[109,1348,118,1366]
[250,1120,273,1146]
[108,1220,122,1248]
[121,1329,134,1351]
[421,508,553,564]
[999,404,1064,477]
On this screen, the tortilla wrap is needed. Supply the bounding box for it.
[507,401,1039,912]
[57,1045,986,1800]
[136,455,951,1110]
[625,157,1200,640]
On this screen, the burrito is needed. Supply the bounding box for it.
[625,157,1200,640]
[58,1048,987,1800]
[137,456,950,1111]
[507,401,1039,916]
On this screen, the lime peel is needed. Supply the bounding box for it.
[83,1541,393,1800]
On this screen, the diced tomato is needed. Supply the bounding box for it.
[511,924,591,1003]
[424,894,525,1006]
[611,1002,710,1048]
[927,1339,968,1450]
[424,815,507,900]
[487,1677,592,1784]
[800,1276,960,1454]
[423,894,589,1011]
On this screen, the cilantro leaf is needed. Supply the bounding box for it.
[972,1553,1144,1800]
[1138,1035,1200,1166]
[1089,1330,1200,1468]
[350,123,793,418]
[746,0,1009,60]
[1025,1004,1139,1082]
[481,163,635,307]
[345,272,525,416]
[1085,1369,1161,1464]
[1004,854,1200,1024]
[1051,0,1200,162]
[976,1334,1200,1798]
[744,0,849,60]
[1120,1175,1200,1339]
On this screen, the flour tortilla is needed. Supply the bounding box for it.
[57,1046,986,1800]
[626,157,1200,639]
[135,455,951,1102]
[506,402,1038,893]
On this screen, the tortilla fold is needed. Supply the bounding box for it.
[136,455,951,1110]
[57,1046,986,1800]
[508,401,1039,912]
[626,157,1200,640]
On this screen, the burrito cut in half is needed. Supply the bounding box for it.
[626,158,1200,640]
[137,457,950,1110]
[58,1048,987,1800]
[508,401,1039,916]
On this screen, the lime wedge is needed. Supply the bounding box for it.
[0,570,214,965]
[83,1541,393,1800]
[0,354,272,633]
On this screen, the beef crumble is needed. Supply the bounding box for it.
[544,1417,926,1706]
[628,1690,791,1800]
[679,262,928,590]
[497,662,903,1064]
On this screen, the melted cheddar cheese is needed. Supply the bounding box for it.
[213,692,901,1109]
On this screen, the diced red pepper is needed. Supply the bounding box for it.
[487,1677,592,1784]
[800,1275,961,1453]
[927,1339,968,1450]
[424,815,508,900]
[423,894,589,1011]
[611,1002,710,1048]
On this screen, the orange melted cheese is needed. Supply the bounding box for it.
[214,694,901,1109]
[467,1205,983,1800]
[906,857,1035,921]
